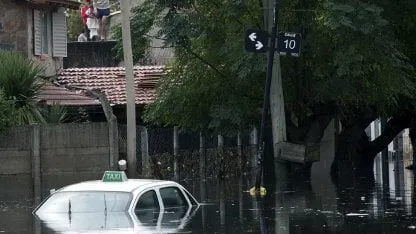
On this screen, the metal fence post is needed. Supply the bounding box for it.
[199,132,205,179]
[173,126,179,180]
[141,127,150,177]
[250,127,258,172]
[237,131,243,171]
[32,125,41,205]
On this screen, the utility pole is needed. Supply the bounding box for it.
[255,0,280,191]
[119,0,137,177]
[264,0,288,189]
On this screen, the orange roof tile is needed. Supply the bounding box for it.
[56,66,165,105]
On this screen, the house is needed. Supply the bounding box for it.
[0,0,80,77]
[55,65,165,124]
[37,82,105,122]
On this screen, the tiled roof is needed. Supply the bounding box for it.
[26,0,80,9]
[56,66,165,105]
[38,82,101,106]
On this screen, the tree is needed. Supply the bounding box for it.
[111,1,154,63]
[0,51,69,126]
[67,8,83,41]
[112,0,266,134]
[114,0,416,182]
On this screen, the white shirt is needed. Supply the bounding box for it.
[78,33,88,42]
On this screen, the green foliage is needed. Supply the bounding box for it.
[39,104,69,123]
[0,90,18,131]
[0,52,44,107]
[111,1,157,63]
[140,0,265,134]
[311,1,415,116]
[0,51,69,128]
[67,8,83,41]
[125,0,416,137]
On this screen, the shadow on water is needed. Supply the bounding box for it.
[3,154,416,233]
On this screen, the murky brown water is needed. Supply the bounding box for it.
[1,153,416,233]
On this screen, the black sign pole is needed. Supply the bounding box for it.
[255,0,279,193]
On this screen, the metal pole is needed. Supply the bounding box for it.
[380,118,389,191]
[255,0,279,191]
[173,126,179,180]
[119,0,137,177]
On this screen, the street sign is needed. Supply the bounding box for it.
[245,29,269,53]
[276,32,302,57]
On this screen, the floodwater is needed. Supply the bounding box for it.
[1,152,416,234]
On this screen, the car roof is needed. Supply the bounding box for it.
[58,179,178,193]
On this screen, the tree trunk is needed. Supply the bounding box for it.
[330,124,375,186]
[331,112,412,186]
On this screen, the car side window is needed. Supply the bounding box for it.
[159,187,188,208]
[135,190,160,211]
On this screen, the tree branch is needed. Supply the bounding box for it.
[182,46,227,78]
[366,112,412,157]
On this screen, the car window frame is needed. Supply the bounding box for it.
[133,189,161,212]
[158,186,190,209]
[33,190,134,215]
[130,183,195,229]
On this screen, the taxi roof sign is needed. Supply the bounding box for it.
[102,171,128,182]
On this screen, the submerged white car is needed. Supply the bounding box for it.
[33,170,200,233]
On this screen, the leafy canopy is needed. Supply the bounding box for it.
[115,0,416,135]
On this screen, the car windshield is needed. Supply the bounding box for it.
[35,191,132,214]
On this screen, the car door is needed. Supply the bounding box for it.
[158,186,192,228]
[133,189,160,228]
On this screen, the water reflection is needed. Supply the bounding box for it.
[2,155,416,233]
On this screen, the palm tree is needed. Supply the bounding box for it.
[0,51,68,125]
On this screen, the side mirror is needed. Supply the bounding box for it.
[118,159,127,171]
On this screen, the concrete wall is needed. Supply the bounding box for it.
[64,41,120,68]
[0,1,29,55]
[0,122,113,175]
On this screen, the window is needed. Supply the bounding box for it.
[135,190,160,211]
[159,187,188,209]
[34,191,132,214]
[41,12,49,54]
[33,7,67,57]
[135,190,159,226]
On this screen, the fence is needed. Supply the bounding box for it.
[118,125,259,179]
[0,122,118,203]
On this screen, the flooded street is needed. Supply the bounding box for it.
[1,152,416,234]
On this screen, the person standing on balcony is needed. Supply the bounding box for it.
[80,1,91,40]
[93,0,110,41]
[86,6,99,41]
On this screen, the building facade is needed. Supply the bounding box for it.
[0,0,79,77]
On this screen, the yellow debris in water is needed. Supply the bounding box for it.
[249,186,267,197]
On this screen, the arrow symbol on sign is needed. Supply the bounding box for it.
[249,33,257,42]
[255,41,263,50]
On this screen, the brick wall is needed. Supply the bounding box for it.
[0,1,28,55]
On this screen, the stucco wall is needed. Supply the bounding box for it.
[0,1,29,55]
